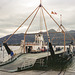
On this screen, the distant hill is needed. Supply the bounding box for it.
[0,29,75,45]
[48,29,56,32]
[69,30,75,33]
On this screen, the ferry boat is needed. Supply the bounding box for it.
[20,33,48,53]
[0,0,74,72]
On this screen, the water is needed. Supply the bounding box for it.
[0,46,20,62]
[0,46,75,75]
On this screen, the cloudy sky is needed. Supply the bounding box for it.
[0,0,75,38]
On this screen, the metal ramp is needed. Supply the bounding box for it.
[0,54,36,72]
[0,50,65,72]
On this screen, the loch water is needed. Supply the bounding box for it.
[0,46,75,75]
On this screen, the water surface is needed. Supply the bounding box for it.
[0,46,75,75]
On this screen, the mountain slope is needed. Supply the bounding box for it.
[0,29,75,45]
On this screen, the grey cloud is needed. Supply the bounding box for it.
[0,0,75,38]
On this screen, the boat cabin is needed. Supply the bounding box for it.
[20,34,48,53]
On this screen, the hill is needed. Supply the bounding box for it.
[0,29,75,45]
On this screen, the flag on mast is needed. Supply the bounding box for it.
[51,11,57,15]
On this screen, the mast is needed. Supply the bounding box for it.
[60,14,62,26]
[40,0,42,33]
[40,0,42,5]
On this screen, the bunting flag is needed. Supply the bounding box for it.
[51,11,57,15]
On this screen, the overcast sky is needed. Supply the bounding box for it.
[0,0,75,38]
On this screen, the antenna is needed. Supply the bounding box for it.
[40,0,42,4]
[60,14,62,26]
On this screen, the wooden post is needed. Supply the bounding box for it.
[24,7,40,53]
[41,8,50,43]
[41,8,50,64]
[4,6,39,43]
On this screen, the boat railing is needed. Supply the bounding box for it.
[21,42,48,46]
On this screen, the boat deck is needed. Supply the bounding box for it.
[0,49,66,72]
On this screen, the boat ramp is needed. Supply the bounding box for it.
[0,49,65,72]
